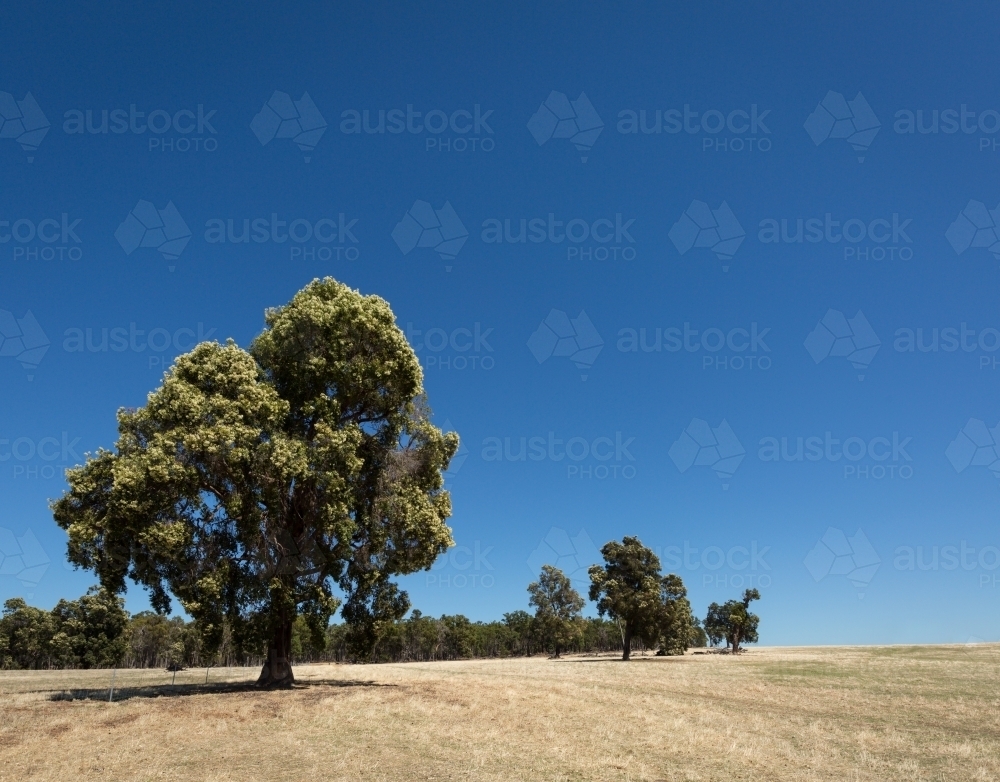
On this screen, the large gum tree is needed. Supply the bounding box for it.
[52,278,458,687]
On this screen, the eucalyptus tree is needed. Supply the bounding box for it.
[53,278,458,687]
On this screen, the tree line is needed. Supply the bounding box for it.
[1,535,761,670]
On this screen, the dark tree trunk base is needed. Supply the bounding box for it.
[256,655,295,688]
[256,620,295,688]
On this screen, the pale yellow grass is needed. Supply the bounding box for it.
[1,644,999,782]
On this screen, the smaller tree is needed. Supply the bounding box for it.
[656,573,695,656]
[704,589,761,653]
[588,537,666,661]
[527,565,585,658]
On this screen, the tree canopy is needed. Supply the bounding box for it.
[704,589,761,653]
[588,536,695,660]
[52,278,458,686]
[656,573,695,656]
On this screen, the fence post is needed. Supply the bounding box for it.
[108,667,117,703]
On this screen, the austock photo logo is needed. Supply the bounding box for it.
[0,309,49,380]
[204,213,360,262]
[758,431,914,480]
[406,323,495,371]
[527,527,601,591]
[1,214,84,261]
[657,540,772,590]
[616,322,772,372]
[946,200,1000,264]
[669,200,746,271]
[893,323,1000,370]
[62,322,217,372]
[804,527,881,598]
[527,90,604,162]
[893,104,1000,152]
[62,103,218,153]
[251,90,327,162]
[946,419,1000,482]
[392,200,469,270]
[481,431,637,480]
[339,103,494,154]
[757,213,913,261]
[616,103,772,153]
[804,90,880,162]
[894,540,1000,588]
[426,540,494,589]
[480,213,637,261]
[668,418,745,490]
[115,200,192,270]
[527,309,604,380]
[1,432,81,480]
[0,91,50,162]
[804,309,881,380]
[0,527,49,591]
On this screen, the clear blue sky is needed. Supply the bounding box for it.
[2,1,999,646]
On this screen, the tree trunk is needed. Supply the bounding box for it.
[622,623,632,661]
[256,619,295,688]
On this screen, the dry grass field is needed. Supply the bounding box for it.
[1,644,998,782]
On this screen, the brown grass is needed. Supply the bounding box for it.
[1,644,998,781]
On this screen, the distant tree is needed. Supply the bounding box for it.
[704,589,761,653]
[402,610,441,661]
[127,612,175,668]
[589,536,670,660]
[52,278,458,687]
[688,616,708,648]
[502,610,535,656]
[291,615,328,662]
[656,574,695,656]
[438,615,475,659]
[527,565,585,658]
[726,589,760,652]
[49,587,129,668]
[0,598,55,669]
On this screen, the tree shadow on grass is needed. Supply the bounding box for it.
[47,677,396,703]
[558,656,686,663]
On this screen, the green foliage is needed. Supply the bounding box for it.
[502,610,536,656]
[0,587,127,669]
[128,612,212,668]
[688,616,709,648]
[656,574,695,656]
[589,536,696,660]
[704,589,761,653]
[0,598,55,669]
[51,278,457,681]
[321,612,625,663]
[527,565,585,657]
